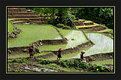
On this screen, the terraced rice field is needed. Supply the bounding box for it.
[73,33,113,58]
[38,30,89,51]
[8,24,61,47]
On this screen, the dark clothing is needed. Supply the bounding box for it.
[57,50,61,58]
[81,53,84,60]
[29,48,33,52]
[29,48,34,57]
[30,53,34,56]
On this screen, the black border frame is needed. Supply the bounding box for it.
[0,0,121,80]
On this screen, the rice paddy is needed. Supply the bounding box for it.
[38,30,89,51]
[72,33,113,58]
[8,24,62,47]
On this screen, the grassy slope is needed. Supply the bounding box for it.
[8,52,50,59]
[8,24,61,47]
[90,59,113,65]
[8,20,14,32]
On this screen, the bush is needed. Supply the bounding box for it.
[58,60,89,69]
[75,8,113,29]
[40,59,52,65]
[79,62,89,69]
[11,58,28,63]
[47,19,53,24]
[57,59,111,72]
[94,65,110,72]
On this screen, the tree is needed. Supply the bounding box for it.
[75,7,114,29]
[56,8,76,28]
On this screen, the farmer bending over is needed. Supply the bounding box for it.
[29,46,34,59]
[80,50,86,61]
[57,48,62,60]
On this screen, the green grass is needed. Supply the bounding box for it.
[8,20,14,32]
[8,52,50,59]
[47,44,93,60]
[84,20,93,23]
[8,24,61,47]
[57,28,73,36]
[97,29,111,32]
[38,29,89,51]
[39,44,67,51]
[90,59,113,65]
[12,21,25,23]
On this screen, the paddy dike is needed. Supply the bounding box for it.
[78,26,107,31]
[74,19,111,33]
[8,40,94,60]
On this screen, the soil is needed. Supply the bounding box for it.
[8,27,22,39]
[78,26,107,31]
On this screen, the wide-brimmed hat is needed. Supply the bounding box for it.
[82,50,86,53]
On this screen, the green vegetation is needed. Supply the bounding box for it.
[57,59,111,72]
[38,44,67,51]
[38,59,111,72]
[57,28,73,36]
[7,7,114,73]
[74,8,113,29]
[8,52,50,59]
[110,29,113,35]
[91,59,113,65]
[39,29,88,51]
[8,24,61,47]
[8,20,14,32]
[97,29,111,32]
[47,45,93,60]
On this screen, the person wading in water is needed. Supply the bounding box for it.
[57,48,62,60]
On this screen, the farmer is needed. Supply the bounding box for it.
[29,46,34,59]
[57,48,62,60]
[80,50,86,61]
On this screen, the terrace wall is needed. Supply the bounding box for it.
[36,40,94,58]
[8,40,94,59]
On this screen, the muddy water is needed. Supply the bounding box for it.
[73,33,113,58]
